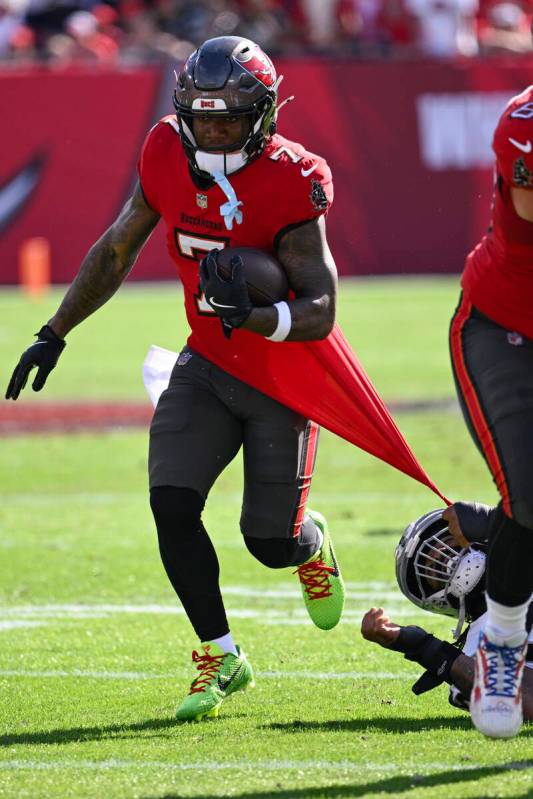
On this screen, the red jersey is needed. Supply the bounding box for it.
[138,116,448,504]
[462,86,533,338]
[138,117,333,372]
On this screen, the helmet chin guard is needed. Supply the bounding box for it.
[173,36,286,179]
[395,509,487,639]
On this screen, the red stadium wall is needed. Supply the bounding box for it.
[2,57,533,283]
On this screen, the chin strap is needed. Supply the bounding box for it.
[452,596,467,641]
[212,170,244,231]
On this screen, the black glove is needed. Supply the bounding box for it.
[453,501,497,543]
[5,325,66,400]
[199,251,252,339]
[389,625,462,695]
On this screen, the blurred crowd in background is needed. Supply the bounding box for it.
[1,0,532,65]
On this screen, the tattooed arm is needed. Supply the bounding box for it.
[241,215,337,341]
[49,182,160,338]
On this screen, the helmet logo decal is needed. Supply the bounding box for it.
[237,47,276,88]
[191,98,228,111]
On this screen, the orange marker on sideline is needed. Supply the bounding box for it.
[19,237,51,298]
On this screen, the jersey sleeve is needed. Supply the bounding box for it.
[137,122,166,213]
[493,98,533,190]
[296,156,334,221]
[271,153,334,249]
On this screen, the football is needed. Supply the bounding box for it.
[215,247,289,306]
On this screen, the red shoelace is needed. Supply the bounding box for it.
[189,647,225,694]
[294,559,334,600]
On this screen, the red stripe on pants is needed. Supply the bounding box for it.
[291,420,319,537]
[450,296,511,515]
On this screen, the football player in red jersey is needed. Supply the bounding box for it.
[445,83,533,738]
[5,37,345,721]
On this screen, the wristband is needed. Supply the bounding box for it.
[266,301,291,342]
[390,625,461,686]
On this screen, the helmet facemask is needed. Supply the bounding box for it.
[175,92,277,178]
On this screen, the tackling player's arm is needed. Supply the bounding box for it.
[5,182,160,400]
[243,215,337,341]
[360,607,533,720]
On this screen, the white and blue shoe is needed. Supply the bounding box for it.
[470,630,528,738]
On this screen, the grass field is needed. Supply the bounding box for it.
[2,278,531,799]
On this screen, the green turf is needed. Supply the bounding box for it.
[2,279,530,799]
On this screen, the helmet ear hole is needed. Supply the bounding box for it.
[269,121,277,135]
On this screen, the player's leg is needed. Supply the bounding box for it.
[149,351,253,720]
[450,296,533,736]
[237,389,344,630]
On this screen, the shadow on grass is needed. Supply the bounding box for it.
[362,528,398,537]
[262,715,475,734]
[0,714,243,747]
[140,760,533,799]
[4,714,531,747]
[264,716,533,736]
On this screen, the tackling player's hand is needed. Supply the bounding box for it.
[442,505,470,548]
[5,325,66,400]
[199,251,253,339]
[361,607,402,648]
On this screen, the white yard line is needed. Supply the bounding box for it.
[0,668,416,681]
[0,604,433,628]
[0,594,436,636]
[0,604,423,619]
[0,621,47,631]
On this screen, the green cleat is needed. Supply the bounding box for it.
[295,510,345,630]
[176,642,255,722]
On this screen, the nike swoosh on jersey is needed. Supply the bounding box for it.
[509,137,532,154]
[301,163,319,177]
[209,297,238,309]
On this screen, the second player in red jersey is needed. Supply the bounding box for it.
[462,86,533,338]
[449,84,533,739]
